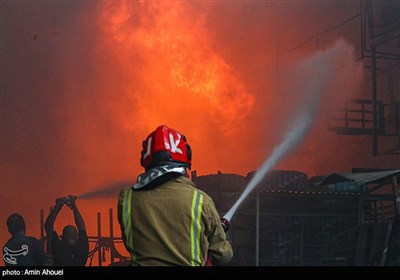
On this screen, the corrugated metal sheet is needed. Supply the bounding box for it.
[246,170,308,191]
[321,170,400,186]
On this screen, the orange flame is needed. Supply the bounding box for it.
[98,0,255,133]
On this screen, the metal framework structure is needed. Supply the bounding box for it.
[254,183,396,265]
[223,170,399,266]
[37,170,399,266]
[329,0,400,155]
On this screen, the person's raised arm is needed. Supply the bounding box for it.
[44,198,64,235]
[67,196,86,231]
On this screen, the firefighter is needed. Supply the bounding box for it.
[45,195,89,266]
[3,213,52,266]
[118,125,233,266]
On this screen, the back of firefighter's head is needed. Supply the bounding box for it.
[7,213,26,236]
[62,225,78,245]
[140,125,192,171]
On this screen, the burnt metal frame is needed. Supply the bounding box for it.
[253,173,398,266]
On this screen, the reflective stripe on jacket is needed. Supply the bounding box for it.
[118,175,233,266]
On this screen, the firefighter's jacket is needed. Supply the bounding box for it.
[118,175,233,266]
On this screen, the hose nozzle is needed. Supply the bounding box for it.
[55,195,77,208]
[221,218,230,232]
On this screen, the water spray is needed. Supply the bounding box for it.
[223,113,313,223]
[76,181,133,199]
[222,40,350,226]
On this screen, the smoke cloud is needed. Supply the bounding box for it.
[225,39,357,221]
[1,0,397,256]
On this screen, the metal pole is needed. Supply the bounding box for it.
[255,191,260,266]
[97,212,102,266]
[360,0,365,59]
[371,46,378,156]
[395,103,400,143]
[109,208,114,265]
[47,206,53,256]
[393,176,399,216]
[40,209,44,239]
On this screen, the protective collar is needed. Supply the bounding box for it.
[133,165,186,190]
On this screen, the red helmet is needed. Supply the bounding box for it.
[140,125,192,171]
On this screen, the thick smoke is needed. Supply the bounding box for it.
[1,1,397,254]
[225,39,356,221]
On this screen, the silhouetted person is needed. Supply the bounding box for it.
[3,213,52,266]
[45,195,89,266]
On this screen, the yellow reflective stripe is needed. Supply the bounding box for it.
[190,191,204,266]
[121,188,134,258]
